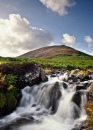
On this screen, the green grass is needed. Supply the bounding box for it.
[0,55,93,69]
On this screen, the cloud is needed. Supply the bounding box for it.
[0,14,53,57]
[61,33,76,46]
[39,0,75,15]
[90,52,93,56]
[84,36,93,48]
[84,36,93,43]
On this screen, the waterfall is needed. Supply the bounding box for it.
[0,73,89,130]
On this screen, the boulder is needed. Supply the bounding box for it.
[49,82,62,113]
[63,82,68,89]
[0,62,48,116]
[76,85,86,91]
[40,70,48,82]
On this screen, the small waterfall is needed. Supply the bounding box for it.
[0,73,89,130]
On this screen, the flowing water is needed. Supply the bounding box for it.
[0,73,89,130]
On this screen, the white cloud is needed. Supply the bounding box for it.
[39,0,75,15]
[61,33,76,46]
[0,14,53,57]
[84,36,93,43]
[90,52,93,56]
[84,36,93,48]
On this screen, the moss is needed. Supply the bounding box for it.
[0,86,19,115]
[85,82,93,130]
[6,74,17,86]
[0,93,6,109]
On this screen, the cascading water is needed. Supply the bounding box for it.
[0,73,89,130]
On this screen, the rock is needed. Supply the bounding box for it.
[71,69,80,75]
[71,128,80,130]
[0,87,20,116]
[0,62,48,116]
[49,82,62,113]
[68,75,78,83]
[31,104,36,107]
[40,70,48,82]
[15,89,22,105]
[72,91,82,108]
[63,82,68,89]
[76,85,86,91]
[50,74,57,77]
[72,91,83,119]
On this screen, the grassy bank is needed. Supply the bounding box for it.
[85,82,93,130]
[0,55,93,70]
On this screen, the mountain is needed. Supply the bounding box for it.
[18,45,90,58]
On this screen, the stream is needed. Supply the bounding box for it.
[0,73,90,130]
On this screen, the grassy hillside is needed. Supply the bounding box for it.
[0,55,93,69]
[19,45,89,58]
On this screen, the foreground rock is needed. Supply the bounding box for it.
[0,62,48,116]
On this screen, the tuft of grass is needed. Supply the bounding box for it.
[85,82,93,130]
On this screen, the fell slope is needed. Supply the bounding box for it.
[18,45,89,58]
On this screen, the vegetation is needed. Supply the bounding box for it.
[0,55,93,70]
[0,86,19,115]
[85,82,93,130]
[0,62,35,115]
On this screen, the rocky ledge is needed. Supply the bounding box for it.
[0,62,48,116]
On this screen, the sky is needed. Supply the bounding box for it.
[0,0,93,57]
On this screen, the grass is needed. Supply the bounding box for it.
[85,82,93,130]
[0,55,93,70]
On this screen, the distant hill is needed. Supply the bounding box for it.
[18,45,90,58]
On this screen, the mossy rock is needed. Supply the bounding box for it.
[0,86,20,116]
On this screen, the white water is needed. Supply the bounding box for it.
[0,74,88,130]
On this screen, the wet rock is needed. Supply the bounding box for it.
[76,86,86,91]
[71,128,80,130]
[72,121,86,130]
[36,108,40,111]
[63,82,68,89]
[2,117,35,130]
[15,90,22,104]
[68,75,78,82]
[0,62,48,116]
[50,74,57,77]
[31,104,36,107]
[72,91,82,108]
[39,70,48,82]
[76,81,91,91]
[49,82,62,113]
[72,91,83,119]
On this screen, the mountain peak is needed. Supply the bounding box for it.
[18,45,89,58]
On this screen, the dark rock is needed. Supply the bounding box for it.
[49,82,62,113]
[15,90,22,104]
[71,128,80,130]
[39,70,48,82]
[63,82,68,89]
[77,74,91,82]
[0,62,47,116]
[76,86,86,91]
[50,74,56,77]
[76,82,91,91]
[2,117,35,130]
[36,108,40,111]
[68,75,78,82]
[72,91,82,108]
[72,91,83,119]
[31,104,36,107]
